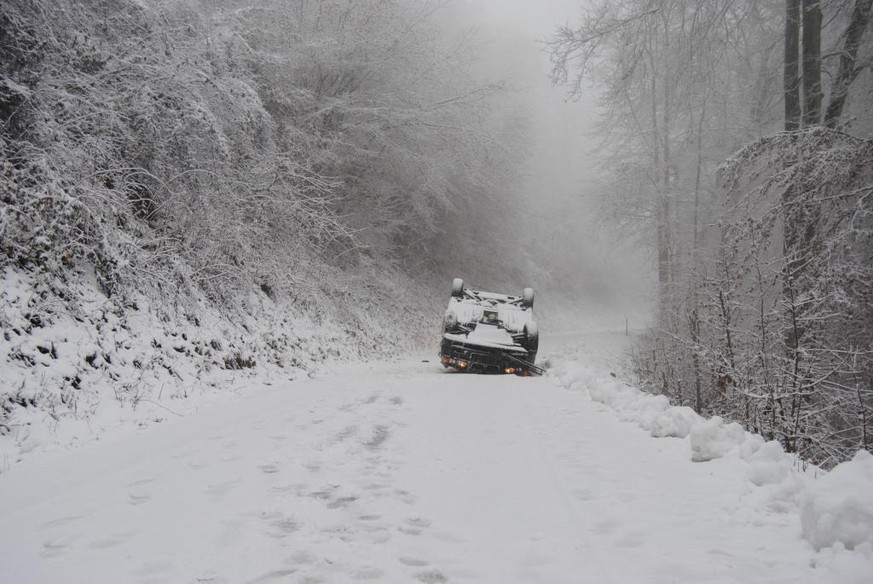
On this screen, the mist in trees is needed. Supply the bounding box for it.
[550,0,873,467]
[1,0,567,317]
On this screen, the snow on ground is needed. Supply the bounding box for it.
[1,330,871,583]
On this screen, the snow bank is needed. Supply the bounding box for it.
[548,358,702,439]
[690,416,756,462]
[546,350,873,557]
[0,265,440,470]
[801,450,873,551]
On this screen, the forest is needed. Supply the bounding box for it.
[550,0,873,467]
[1,0,548,301]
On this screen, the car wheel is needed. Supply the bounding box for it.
[451,278,464,297]
[522,287,534,308]
[523,321,539,357]
[444,310,458,332]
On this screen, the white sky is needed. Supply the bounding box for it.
[459,0,601,216]
[465,0,580,35]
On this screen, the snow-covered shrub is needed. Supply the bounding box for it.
[636,129,873,469]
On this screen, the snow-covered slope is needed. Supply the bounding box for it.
[0,265,442,468]
[1,331,869,583]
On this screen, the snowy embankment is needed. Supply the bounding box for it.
[545,334,873,578]
[0,266,440,470]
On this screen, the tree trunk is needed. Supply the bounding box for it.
[801,0,822,127]
[784,0,801,131]
[648,49,671,301]
[824,0,873,128]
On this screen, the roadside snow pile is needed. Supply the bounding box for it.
[801,450,873,551]
[548,358,701,439]
[690,416,758,462]
[546,353,873,556]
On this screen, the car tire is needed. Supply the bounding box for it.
[522,287,534,308]
[451,278,464,298]
[523,321,539,359]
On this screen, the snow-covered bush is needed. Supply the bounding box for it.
[635,129,873,468]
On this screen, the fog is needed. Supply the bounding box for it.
[450,0,657,324]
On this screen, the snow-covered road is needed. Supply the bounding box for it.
[0,332,868,583]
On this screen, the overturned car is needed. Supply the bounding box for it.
[439,278,541,375]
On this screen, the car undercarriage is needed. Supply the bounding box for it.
[439,278,542,375]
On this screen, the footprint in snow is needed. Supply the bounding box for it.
[416,569,448,583]
[205,479,241,497]
[270,483,300,494]
[42,515,83,528]
[364,426,390,449]
[128,492,151,505]
[353,566,384,580]
[302,461,322,473]
[399,516,431,536]
[406,517,431,528]
[40,538,71,559]
[333,425,359,443]
[289,551,318,566]
[394,488,417,505]
[87,533,132,549]
[259,464,280,474]
[309,485,338,500]
[244,569,297,583]
[268,520,300,538]
[399,558,429,567]
[326,495,358,509]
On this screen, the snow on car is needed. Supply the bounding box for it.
[439,278,540,374]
